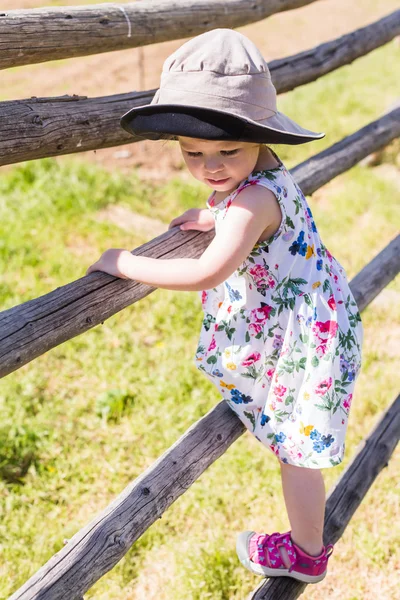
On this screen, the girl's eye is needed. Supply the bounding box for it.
[187,152,202,157]
[221,149,239,156]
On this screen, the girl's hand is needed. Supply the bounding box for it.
[86,248,133,279]
[168,208,214,232]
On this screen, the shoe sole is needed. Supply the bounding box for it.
[236,531,327,584]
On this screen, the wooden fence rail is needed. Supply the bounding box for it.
[9,384,399,598]
[249,394,400,600]
[0,0,318,70]
[1,116,399,379]
[2,3,399,598]
[1,10,399,167]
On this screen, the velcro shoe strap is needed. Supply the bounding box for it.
[275,532,297,568]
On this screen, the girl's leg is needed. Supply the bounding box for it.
[279,461,325,562]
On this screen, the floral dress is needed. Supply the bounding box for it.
[194,156,363,468]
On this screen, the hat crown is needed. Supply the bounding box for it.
[164,29,270,77]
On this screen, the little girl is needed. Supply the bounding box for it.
[87,29,363,584]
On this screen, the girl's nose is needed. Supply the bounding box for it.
[205,156,223,173]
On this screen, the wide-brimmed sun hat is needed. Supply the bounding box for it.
[120,29,324,145]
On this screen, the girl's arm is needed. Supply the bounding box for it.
[86,186,280,292]
[168,207,215,232]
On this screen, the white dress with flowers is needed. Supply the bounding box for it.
[194,158,363,468]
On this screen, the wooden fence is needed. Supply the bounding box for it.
[1,1,399,598]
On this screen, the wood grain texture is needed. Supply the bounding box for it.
[270,10,400,93]
[9,393,399,599]
[0,0,318,70]
[292,108,400,196]
[249,394,400,599]
[348,235,400,313]
[1,11,399,167]
[1,122,399,379]
[8,401,245,599]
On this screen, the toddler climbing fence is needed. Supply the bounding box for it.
[0,1,399,598]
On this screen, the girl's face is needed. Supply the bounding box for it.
[178,137,261,194]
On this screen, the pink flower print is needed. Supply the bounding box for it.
[275,264,279,269]
[288,447,303,461]
[201,290,208,306]
[226,199,232,209]
[314,320,338,338]
[327,294,337,310]
[270,444,280,457]
[242,351,261,367]
[342,393,353,412]
[214,324,219,331]
[313,321,338,359]
[316,342,328,359]
[315,377,332,395]
[251,304,273,326]
[267,276,276,289]
[249,264,269,285]
[249,322,262,336]
[266,367,276,380]
[280,345,289,357]
[274,384,287,398]
[208,335,216,352]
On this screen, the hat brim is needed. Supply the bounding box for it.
[120,104,324,145]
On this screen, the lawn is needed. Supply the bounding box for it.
[0,33,399,600]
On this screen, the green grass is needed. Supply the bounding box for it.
[1,39,400,600]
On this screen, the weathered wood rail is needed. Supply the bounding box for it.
[2,1,399,599]
[1,117,399,379]
[0,0,318,70]
[1,10,399,167]
[8,387,399,599]
[249,395,400,599]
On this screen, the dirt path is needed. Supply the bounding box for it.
[2,0,397,180]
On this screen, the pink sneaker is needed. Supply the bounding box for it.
[236,530,334,583]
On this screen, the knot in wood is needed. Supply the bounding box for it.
[113,534,125,548]
[142,487,150,496]
[32,115,43,126]
[216,433,223,441]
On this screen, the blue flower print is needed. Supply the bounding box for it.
[321,434,334,448]
[260,414,271,426]
[230,389,252,404]
[225,281,242,303]
[316,259,323,270]
[310,429,321,441]
[289,231,308,257]
[307,208,317,232]
[275,432,286,443]
[212,369,223,377]
[313,440,325,453]
[340,355,350,373]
